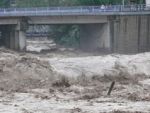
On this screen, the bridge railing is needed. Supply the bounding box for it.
[26,32,50,37]
[0,4,150,16]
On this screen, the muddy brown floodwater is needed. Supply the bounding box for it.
[0,47,150,113]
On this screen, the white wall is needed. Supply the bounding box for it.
[146,0,150,5]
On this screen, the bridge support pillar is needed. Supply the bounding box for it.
[79,23,111,53]
[10,27,15,49]
[15,30,26,51]
[8,23,26,51]
[1,24,26,51]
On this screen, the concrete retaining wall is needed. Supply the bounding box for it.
[110,15,150,54]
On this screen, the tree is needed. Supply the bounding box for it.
[16,0,49,7]
[0,0,11,7]
[0,0,146,8]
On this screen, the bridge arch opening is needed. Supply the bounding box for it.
[26,23,111,53]
[80,23,111,53]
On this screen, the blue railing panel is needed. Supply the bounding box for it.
[0,4,149,16]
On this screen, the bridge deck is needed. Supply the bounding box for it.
[0,5,150,17]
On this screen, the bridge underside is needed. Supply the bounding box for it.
[29,15,107,24]
[0,15,150,54]
[0,15,108,25]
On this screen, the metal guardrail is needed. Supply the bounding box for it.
[26,32,49,37]
[0,4,150,16]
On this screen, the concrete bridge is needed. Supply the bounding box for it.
[1,5,150,53]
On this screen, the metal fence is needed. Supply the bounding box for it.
[0,4,150,16]
[26,32,49,37]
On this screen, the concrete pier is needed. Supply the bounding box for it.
[0,24,26,51]
[110,15,150,54]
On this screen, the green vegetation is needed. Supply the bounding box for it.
[49,25,80,48]
[0,0,11,7]
[0,0,146,8]
[16,0,145,7]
